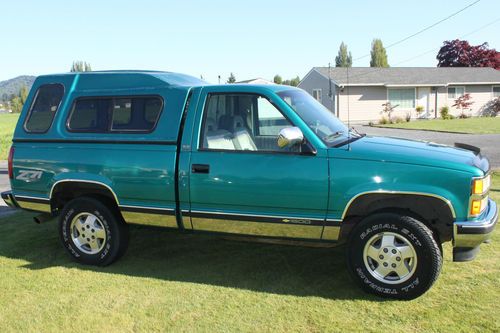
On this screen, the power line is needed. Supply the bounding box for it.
[354,0,482,61]
[335,16,500,82]
[395,17,500,66]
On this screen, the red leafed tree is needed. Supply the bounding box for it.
[452,93,474,117]
[437,39,500,69]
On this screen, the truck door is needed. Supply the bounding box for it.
[187,88,330,240]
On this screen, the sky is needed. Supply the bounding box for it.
[0,0,499,83]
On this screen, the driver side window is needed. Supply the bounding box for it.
[200,93,295,152]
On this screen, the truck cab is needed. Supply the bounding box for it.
[2,71,497,300]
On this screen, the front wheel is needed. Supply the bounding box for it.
[59,197,129,266]
[346,213,442,300]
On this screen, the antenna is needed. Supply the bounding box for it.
[346,66,351,150]
[328,63,333,113]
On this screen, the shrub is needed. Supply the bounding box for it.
[379,117,390,125]
[481,97,500,117]
[415,105,424,114]
[392,116,405,124]
[458,113,470,119]
[381,102,398,122]
[440,106,451,119]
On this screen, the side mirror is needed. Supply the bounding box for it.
[277,127,304,148]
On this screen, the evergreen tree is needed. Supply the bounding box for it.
[227,72,236,84]
[335,42,352,67]
[370,39,389,67]
[70,61,92,72]
[273,74,283,84]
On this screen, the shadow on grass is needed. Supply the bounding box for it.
[0,212,377,301]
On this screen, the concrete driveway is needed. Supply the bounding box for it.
[0,161,15,216]
[356,126,500,169]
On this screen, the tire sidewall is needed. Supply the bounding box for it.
[348,214,438,299]
[59,198,119,265]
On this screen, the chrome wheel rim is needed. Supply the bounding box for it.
[70,213,107,255]
[362,232,417,284]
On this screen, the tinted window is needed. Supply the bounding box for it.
[24,84,64,133]
[68,96,163,132]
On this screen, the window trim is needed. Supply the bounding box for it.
[386,87,416,109]
[197,92,315,156]
[23,83,65,134]
[66,95,164,134]
[448,86,465,100]
[492,85,500,98]
[312,89,322,102]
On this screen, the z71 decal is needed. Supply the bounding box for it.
[16,170,43,182]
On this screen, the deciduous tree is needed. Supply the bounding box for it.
[452,93,474,118]
[437,39,500,69]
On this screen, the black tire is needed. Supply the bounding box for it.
[346,213,442,300]
[59,197,129,266]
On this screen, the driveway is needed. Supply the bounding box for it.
[355,126,500,169]
[0,161,16,216]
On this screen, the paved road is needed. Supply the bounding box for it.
[355,126,500,169]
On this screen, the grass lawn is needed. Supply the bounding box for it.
[376,117,500,134]
[0,173,498,332]
[0,113,19,160]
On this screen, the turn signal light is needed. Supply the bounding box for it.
[470,200,482,216]
[470,197,488,216]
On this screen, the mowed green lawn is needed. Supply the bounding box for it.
[0,173,499,332]
[0,113,19,160]
[376,117,500,134]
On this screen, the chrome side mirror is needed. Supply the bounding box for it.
[277,127,304,148]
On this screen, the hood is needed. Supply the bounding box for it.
[342,135,489,174]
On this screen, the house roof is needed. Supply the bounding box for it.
[312,67,500,87]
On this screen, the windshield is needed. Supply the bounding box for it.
[277,89,359,146]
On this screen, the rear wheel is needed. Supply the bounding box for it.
[59,197,128,266]
[346,213,442,300]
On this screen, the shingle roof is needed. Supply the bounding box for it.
[312,67,500,86]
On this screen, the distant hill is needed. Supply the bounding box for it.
[0,75,36,101]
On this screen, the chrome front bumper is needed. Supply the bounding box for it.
[453,199,498,261]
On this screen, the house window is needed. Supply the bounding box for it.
[493,86,500,98]
[312,89,322,102]
[387,88,415,108]
[448,86,465,99]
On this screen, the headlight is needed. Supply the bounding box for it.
[472,174,491,195]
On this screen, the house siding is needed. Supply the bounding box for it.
[298,68,500,122]
[297,70,336,114]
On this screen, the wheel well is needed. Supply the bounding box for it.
[341,193,455,243]
[51,181,119,214]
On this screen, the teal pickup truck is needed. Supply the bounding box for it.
[2,71,497,299]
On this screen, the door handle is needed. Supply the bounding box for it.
[192,164,210,174]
